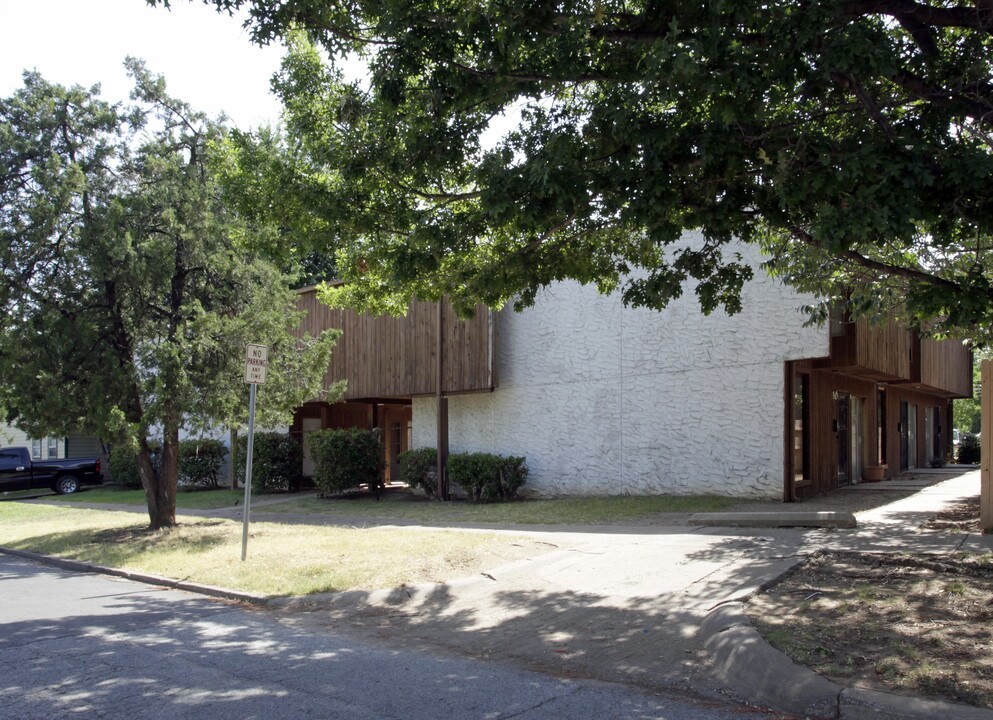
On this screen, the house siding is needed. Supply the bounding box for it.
[413,241,829,498]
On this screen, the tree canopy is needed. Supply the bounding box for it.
[0,61,339,528]
[161,0,992,342]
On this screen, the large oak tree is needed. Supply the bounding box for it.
[161,1,992,341]
[0,61,339,529]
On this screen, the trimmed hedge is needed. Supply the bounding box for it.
[236,432,302,494]
[446,452,528,502]
[178,439,227,488]
[398,447,438,497]
[108,440,161,490]
[309,428,385,496]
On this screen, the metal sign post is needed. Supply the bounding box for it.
[241,343,268,561]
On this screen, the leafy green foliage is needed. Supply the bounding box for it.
[953,355,987,435]
[0,63,339,527]
[178,439,228,488]
[111,439,226,489]
[957,434,981,465]
[109,441,162,490]
[446,452,529,502]
[161,1,993,342]
[236,432,302,494]
[397,447,438,497]
[308,428,385,496]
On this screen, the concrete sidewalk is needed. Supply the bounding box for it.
[271,469,993,719]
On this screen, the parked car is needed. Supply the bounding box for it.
[0,446,103,494]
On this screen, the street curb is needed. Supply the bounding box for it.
[700,602,840,719]
[839,687,993,720]
[688,511,857,529]
[700,600,993,720]
[0,546,269,606]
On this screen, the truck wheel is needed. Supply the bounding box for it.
[53,475,81,495]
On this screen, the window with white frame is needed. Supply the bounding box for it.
[31,439,41,459]
[48,437,59,458]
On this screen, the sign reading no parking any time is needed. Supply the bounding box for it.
[244,344,268,384]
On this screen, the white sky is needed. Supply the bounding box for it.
[0,0,284,129]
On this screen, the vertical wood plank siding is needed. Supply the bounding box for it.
[829,316,910,380]
[919,338,973,397]
[294,289,495,399]
[853,317,911,379]
[829,317,971,398]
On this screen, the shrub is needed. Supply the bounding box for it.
[398,447,438,497]
[235,432,302,494]
[309,428,385,496]
[108,440,161,490]
[447,452,528,501]
[178,439,227,488]
[957,433,981,464]
[500,456,529,499]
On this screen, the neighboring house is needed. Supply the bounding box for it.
[290,241,971,499]
[0,423,109,470]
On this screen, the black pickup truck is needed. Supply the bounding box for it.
[0,446,103,494]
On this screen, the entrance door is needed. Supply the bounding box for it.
[900,401,909,470]
[380,405,412,484]
[836,393,851,486]
[908,404,918,469]
[924,407,934,466]
[850,396,864,483]
[301,417,322,477]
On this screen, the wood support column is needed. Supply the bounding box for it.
[436,301,449,500]
[981,359,992,532]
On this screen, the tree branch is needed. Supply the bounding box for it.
[790,226,963,292]
[847,0,993,32]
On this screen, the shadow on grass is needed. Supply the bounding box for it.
[3,522,231,566]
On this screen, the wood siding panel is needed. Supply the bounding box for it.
[919,338,972,398]
[294,290,495,400]
[857,317,911,379]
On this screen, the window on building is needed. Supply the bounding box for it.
[48,437,59,459]
[31,439,41,459]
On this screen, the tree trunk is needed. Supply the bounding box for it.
[138,426,179,530]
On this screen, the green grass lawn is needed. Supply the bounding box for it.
[0,502,542,596]
[263,490,741,524]
[15,483,745,524]
[45,487,244,509]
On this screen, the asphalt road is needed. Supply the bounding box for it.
[0,554,785,720]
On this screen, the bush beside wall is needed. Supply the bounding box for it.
[309,428,385,496]
[236,432,302,494]
[398,447,438,497]
[446,452,528,502]
[178,439,227,488]
[108,440,162,490]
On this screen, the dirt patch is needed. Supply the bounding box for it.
[923,495,982,533]
[749,551,993,709]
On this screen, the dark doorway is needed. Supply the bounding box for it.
[835,392,851,486]
[900,400,909,471]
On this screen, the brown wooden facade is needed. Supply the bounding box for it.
[787,320,971,500]
[290,289,497,483]
[294,288,496,401]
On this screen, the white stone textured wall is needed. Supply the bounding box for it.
[413,240,829,498]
